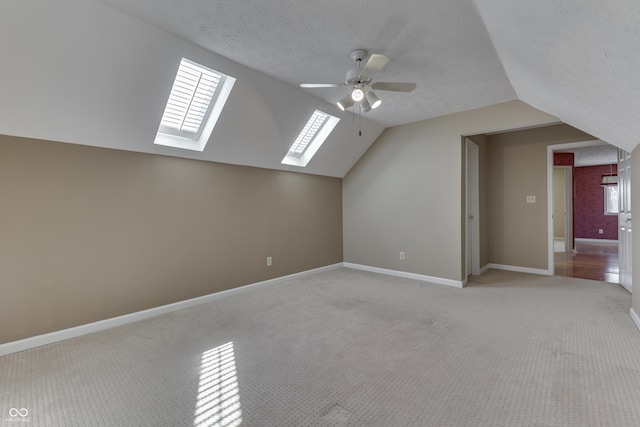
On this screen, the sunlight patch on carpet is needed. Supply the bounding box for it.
[193,342,242,427]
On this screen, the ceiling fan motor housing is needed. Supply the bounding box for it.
[346,68,372,86]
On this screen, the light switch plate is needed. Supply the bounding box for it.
[526,195,536,203]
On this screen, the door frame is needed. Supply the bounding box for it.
[547,139,610,275]
[618,148,632,293]
[553,165,573,252]
[466,138,480,277]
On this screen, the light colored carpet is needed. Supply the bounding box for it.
[2,268,640,426]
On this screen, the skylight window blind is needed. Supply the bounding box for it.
[159,59,222,139]
[281,110,339,167]
[154,57,236,152]
[288,111,329,157]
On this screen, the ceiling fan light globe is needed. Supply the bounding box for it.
[360,97,372,113]
[366,91,382,109]
[351,88,364,102]
[337,95,354,111]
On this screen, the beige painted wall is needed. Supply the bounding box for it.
[486,125,593,270]
[343,100,558,282]
[0,135,343,344]
[553,168,566,238]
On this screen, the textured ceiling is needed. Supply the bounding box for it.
[96,0,640,153]
[474,0,640,152]
[97,0,518,128]
[5,0,637,178]
[574,145,618,167]
[558,144,619,167]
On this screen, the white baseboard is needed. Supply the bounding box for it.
[487,263,552,276]
[0,263,343,357]
[631,308,640,333]
[479,264,491,275]
[575,238,618,244]
[343,263,464,288]
[620,282,632,294]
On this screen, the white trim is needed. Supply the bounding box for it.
[465,138,480,277]
[547,145,555,275]
[575,238,618,244]
[631,308,640,332]
[343,263,464,288]
[487,263,552,276]
[0,263,342,357]
[555,165,574,252]
[463,120,562,137]
[479,264,491,275]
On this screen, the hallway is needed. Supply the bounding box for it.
[555,240,619,283]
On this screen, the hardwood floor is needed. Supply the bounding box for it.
[554,240,619,283]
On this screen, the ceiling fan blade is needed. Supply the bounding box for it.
[371,82,417,92]
[358,54,389,80]
[300,83,345,88]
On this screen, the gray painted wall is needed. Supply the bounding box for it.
[485,125,593,270]
[343,101,558,283]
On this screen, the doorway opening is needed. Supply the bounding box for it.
[547,140,624,285]
[553,165,573,253]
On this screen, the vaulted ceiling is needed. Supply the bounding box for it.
[1,0,638,177]
[474,1,640,154]
[97,0,518,128]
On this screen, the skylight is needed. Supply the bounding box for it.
[154,58,235,152]
[281,110,339,167]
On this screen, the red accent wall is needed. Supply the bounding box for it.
[574,164,618,240]
[554,153,574,166]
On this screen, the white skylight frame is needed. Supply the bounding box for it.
[154,58,236,152]
[281,110,339,167]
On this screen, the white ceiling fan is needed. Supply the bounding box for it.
[300,49,417,113]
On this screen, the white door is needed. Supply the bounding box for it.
[619,149,632,292]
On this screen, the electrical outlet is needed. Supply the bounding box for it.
[599,229,604,234]
[266,256,273,267]
[400,252,405,260]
